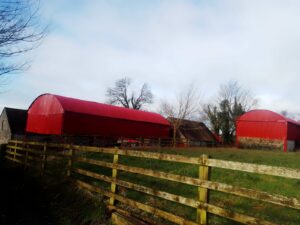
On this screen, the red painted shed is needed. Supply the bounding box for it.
[26,94,170,138]
[236,109,300,151]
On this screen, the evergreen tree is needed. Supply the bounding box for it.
[203,81,256,144]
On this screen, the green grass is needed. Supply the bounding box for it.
[41,178,107,225]
[72,147,300,225]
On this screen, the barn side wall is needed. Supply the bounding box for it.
[287,122,300,149]
[286,122,300,140]
[62,111,170,138]
[0,111,11,144]
[237,137,284,150]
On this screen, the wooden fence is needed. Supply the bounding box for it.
[5,139,300,225]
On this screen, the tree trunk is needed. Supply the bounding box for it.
[172,125,177,147]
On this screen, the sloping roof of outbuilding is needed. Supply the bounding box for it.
[168,118,217,142]
[3,107,27,134]
[237,109,300,126]
[29,94,170,126]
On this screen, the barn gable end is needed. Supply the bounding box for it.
[236,109,300,151]
[0,107,27,144]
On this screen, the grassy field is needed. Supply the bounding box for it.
[72,147,300,225]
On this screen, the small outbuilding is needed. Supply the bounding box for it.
[0,107,27,144]
[169,118,218,147]
[236,109,300,151]
[26,94,170,139]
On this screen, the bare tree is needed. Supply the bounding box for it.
[160,85,200,146]
[280,110,288,117]
[106,77,153,110]
[218,80,258,111]
[0,0,46,77]
[203,80,258,144]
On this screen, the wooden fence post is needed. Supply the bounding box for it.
[24,147,29,169]
[13,141,17,160]
[109,148,119,206]
[41,143,47,176]
[67,145,73,177]
[197,154,209,225]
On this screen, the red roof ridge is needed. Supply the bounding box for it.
[238,109,300,125]
[31,94,170,126]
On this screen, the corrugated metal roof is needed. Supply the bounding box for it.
[169,118,217,142]
[28,94,169,126]
[27,94,170,137]
[53,94,169,125]
[237,109,300,125]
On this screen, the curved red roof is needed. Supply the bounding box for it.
[29,94,169,125]
[58,95,169,125]
[237,109,300,125]
[26,94,170,138]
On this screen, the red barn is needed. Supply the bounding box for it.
[236,109,300,152]
[26,94,170,139]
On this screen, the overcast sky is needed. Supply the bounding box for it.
[1,0,300,117]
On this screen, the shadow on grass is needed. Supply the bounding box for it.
[0,155,108,225]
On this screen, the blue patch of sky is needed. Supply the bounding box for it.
[40,1,135,45]
[39,1,231,54]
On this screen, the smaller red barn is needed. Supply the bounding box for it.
[26,94,170,139]
[236,109,300,151]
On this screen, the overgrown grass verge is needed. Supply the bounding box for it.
[0,156,109,225]
[42,178,108,225]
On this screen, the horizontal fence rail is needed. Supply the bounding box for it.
[71,144,300,179]
[5,139,300,225]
